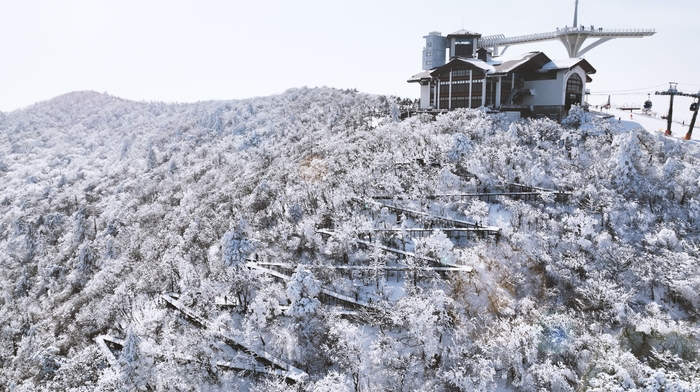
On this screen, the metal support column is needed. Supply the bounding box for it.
[686,99,699,140]
[448,69,453,110]
[469,69,473,108]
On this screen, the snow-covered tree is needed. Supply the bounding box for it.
[286,265,322,318]
[220,220,255,269]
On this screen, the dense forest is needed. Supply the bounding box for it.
[1,88,700,391]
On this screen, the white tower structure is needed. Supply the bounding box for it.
[422,32,447,70]
[421,29,481,70]
[477,0,655,57]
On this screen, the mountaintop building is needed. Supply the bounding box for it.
[408,29,597,121]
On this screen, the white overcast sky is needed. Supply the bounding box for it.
[1,0,698,118]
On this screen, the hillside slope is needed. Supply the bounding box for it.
[1,88,700,391]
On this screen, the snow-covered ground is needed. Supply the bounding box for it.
[595,108,700,142]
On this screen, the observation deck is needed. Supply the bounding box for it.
[479,26,656,58]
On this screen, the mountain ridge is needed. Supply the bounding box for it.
[1,87,700,391]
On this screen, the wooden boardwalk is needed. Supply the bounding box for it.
[253,260,470,272]
[372,192,544,202]
[370,227,500,239]
[217,360,307,380]
[354,237,473,271]
[160,293,308,384]
[247,262,381,311]
[502,182,568,194]
[370,182,571,203]
[95,331,305,385]
[94,335,124,369]
[360,199,501,238]
[317,229,474,272]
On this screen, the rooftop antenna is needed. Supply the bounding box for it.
[573,0,579,27]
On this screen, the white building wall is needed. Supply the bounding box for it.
[420,84,431,109]
[522,67,588,107]
[523,75,565,106]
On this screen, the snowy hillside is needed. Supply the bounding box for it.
[2,89,700,391]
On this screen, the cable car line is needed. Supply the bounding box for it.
[590,84,668,94]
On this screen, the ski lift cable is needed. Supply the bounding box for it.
[589,92,658,96]
[676,82,700,88]
[589,84,668,94]
[590,84,700,97]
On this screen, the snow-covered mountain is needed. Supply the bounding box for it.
[1,88,700,391]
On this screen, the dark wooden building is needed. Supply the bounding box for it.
[409,30,596,121]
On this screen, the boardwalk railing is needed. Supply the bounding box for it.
[478,28,655,47]
[160,293,308,384]
[370,182,570,203]
[372,192,545,202]
[217,360,307,380]
[359,199,501,238]
[370,227,500,239]
[95,330,306,385]
[95,335,124,369]
[253,260,470,272]
[317,229,474,272]
[247,262,382,310]
[501,182,570,194]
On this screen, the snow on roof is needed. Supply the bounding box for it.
[407,70,432,83]
[411,52,596,81]
[491,51,539,64]
[542,58,596,73]
[541,58,582,70]
[453,58,495,72]
[491,52,545,74]
[427,57,494,77]
[447,29,481,36]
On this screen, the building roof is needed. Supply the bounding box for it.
[447,29,481,37]
[491,52,551,75]
[407,70,432,83]
[429,57,494,77]
[411,51,596,82]
[541,58,597,74]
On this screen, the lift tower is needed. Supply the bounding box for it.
[655,82,700,140]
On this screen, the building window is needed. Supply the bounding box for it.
[426,61,432,66]
[565,73,584,110]
[566,73,583,93]
[426,51,432,56]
